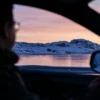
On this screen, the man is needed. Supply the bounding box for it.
[0,2,39,100]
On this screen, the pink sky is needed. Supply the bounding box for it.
[13,0,100,43]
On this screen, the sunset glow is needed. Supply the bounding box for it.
[13,0,100,43]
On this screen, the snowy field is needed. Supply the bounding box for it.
[13,39,100,55]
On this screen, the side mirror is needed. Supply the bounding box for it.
[90,50,100,73]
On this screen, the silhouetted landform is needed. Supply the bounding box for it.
[13,39,100,55]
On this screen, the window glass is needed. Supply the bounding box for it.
[13,4,100,67]
[88,0,100,13]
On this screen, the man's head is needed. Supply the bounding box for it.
[0,2,19,50]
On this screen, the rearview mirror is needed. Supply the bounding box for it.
[90,51,100,73]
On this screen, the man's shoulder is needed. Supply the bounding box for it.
[0,66,16,81]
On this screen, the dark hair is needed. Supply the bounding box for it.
[0,2,13,37]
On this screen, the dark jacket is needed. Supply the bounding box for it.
[0,49,39,100]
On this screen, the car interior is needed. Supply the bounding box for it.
[9,0,100,99]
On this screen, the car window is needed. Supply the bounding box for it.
[13,4,100,67]
[88,0,100,14]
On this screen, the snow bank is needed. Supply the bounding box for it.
[13,39,100,55]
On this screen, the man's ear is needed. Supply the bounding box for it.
[4,23,10,38]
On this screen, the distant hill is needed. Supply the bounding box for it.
[13,39,100,55]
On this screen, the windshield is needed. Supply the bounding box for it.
[89,0,100,14]
[13,4,100,67]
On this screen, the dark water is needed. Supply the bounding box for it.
[17,54,91,67]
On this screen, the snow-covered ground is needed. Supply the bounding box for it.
[13,39,100,55]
